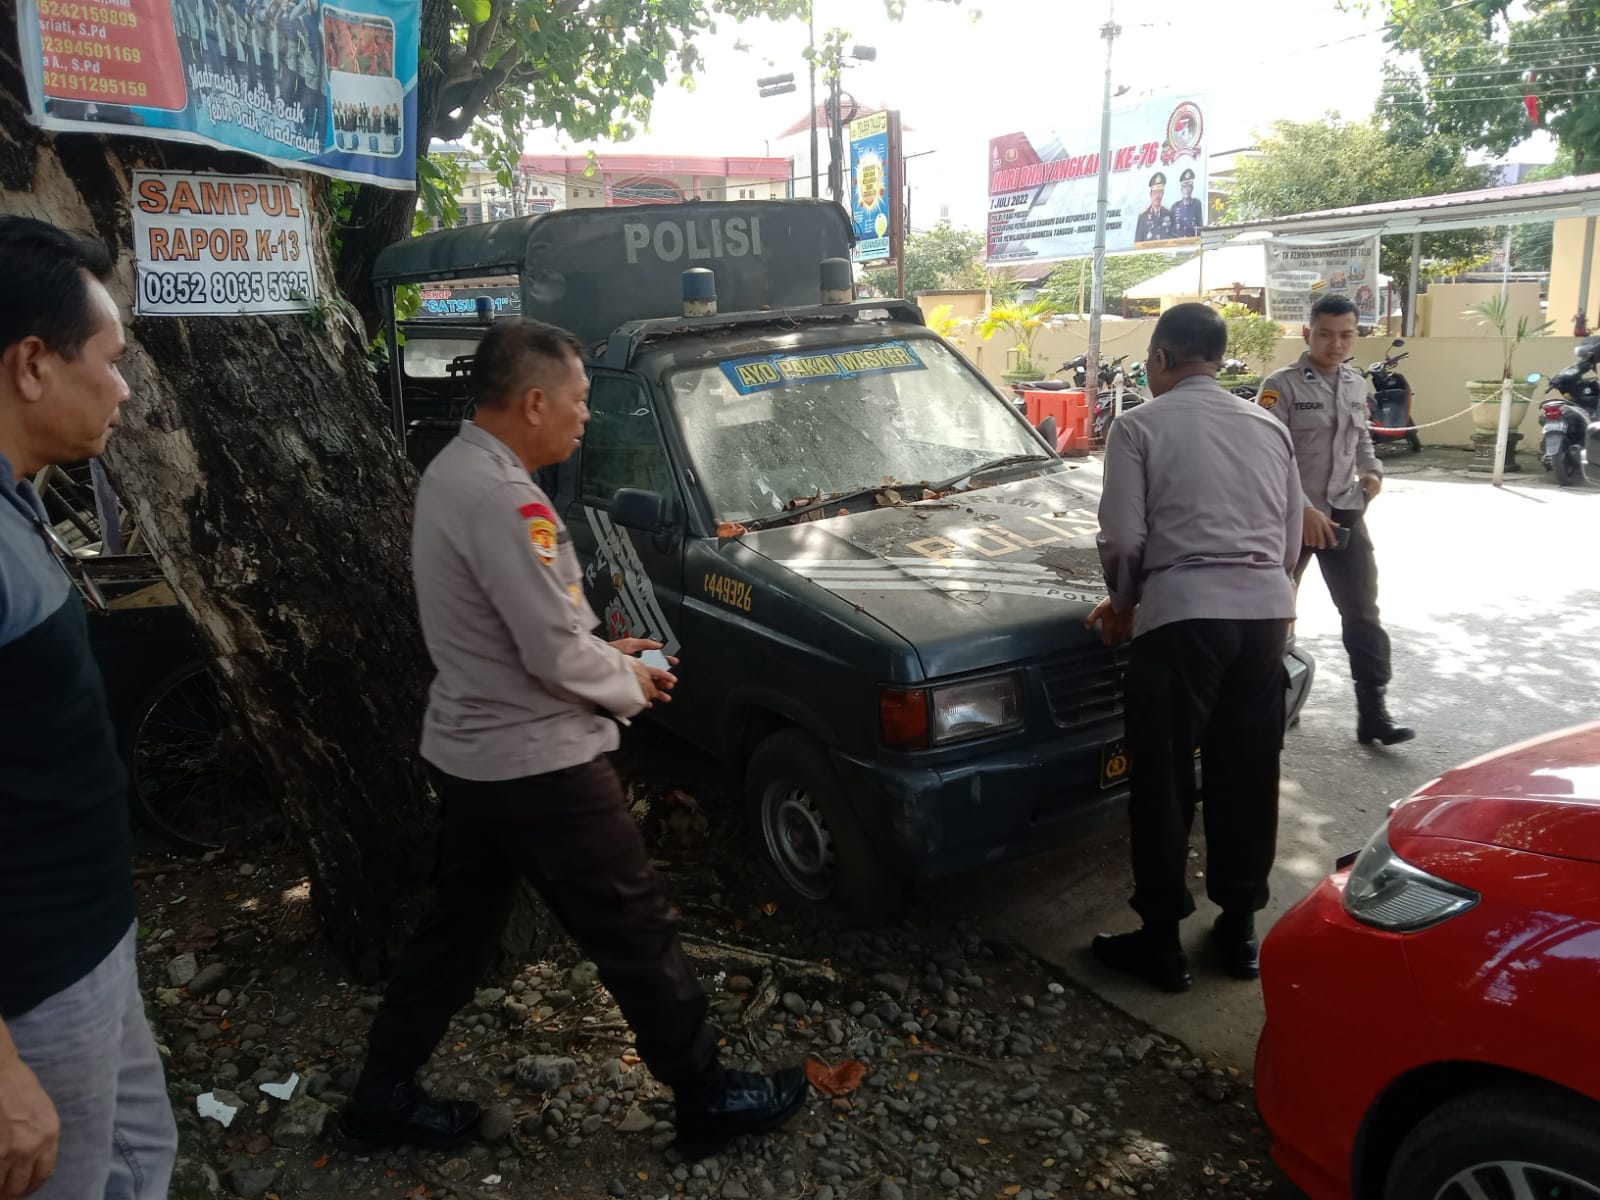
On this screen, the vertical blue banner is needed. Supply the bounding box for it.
[849,111,891,263]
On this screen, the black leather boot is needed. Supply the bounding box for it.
[675,1066,808,1155]
[1090,927,1193,993]
[1355,684,1415,746]
[334,1080,481,1153]
[1210,913,1260,981]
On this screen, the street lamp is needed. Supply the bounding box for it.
[756,72,796,99]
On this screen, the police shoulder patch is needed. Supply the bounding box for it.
[518,501,559,564]
[1258,388,1280,409]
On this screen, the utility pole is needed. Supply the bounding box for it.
[1087,2,1119,417]
[808,6,819,198]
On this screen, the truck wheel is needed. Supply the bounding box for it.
[745,729,906,922]
[1382,1087,1600,1200]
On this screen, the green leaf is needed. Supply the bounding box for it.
[451,0,491,25]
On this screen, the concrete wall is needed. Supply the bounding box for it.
[915,289,988,321]
[1548,216,1600,332]
[967,320,1588,447]
[1416,282,1542,338]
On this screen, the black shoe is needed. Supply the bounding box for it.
[1090,929,1193,993]
[334,1081,481,1154]
[674,1067,808,1156]
[1210,916,1260,981]
[1355,684,1415,746]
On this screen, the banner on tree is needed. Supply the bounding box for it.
[1264,235,1382,325]
[16,0,418,189]
[132,171,318,316]
[987,93,1209,265]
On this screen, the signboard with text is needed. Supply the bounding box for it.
[849,111,892,263]
[17,0,418,188]
[1264,236,1382,326]
[132,171,317,316]
[987,94,1209,265]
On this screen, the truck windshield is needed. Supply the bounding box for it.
[668,338,1045,523]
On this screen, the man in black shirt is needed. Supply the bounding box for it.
[0,218,176,1199]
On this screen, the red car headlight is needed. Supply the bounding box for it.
[1343,824,1480,932]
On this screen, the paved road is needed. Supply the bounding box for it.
[935,446,1600,1070]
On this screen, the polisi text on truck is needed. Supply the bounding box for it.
[623,216,765,265]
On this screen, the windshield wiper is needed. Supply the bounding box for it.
[744,482,928,531]
[932,454,1054,494]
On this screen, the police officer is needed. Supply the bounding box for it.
[337,320,807,1154]
[1258,293,1414,745]
[1087,303,1302,992]
[1135,172,1170,243]
[1169,168,1204,239]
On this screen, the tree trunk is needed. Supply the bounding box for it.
[2,6,437,977]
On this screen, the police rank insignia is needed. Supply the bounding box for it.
[518,501,559,564]
[1258,388,1279,409]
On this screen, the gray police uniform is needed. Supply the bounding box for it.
[357,421,718,1099]
[1259,351,1392,687]
[1096,375,1302,926]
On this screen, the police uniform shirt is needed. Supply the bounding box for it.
[1170,197,1203,238]
[1096,375,1303,637]
[411,422,646,783]
[1258,351,1381,515]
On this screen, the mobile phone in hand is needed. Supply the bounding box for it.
[640,649,671,672]
[1331,524,1352,551]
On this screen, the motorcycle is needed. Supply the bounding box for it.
[1092,355,1143,442]
[1008,355,1088,415]
[1363,338,1422,454]
[1538,336,1600,487]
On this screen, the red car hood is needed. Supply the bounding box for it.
[1394,722,1600,864]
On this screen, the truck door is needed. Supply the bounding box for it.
[565,368,687,677]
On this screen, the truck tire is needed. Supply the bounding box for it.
[745,729,906,923]
[1382,1087,1600,1200]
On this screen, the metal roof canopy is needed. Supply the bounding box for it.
[1199,172,1600,247]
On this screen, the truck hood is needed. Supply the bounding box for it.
[740,464,1109,677]
[1394,722,1600,864]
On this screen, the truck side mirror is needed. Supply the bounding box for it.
[612,488,670,533]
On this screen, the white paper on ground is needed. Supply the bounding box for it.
[196,1092,239,1127]
[260,1073,300,1101]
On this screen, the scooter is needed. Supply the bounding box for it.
[1363,339,1422,454]
[1538,337,1600,487]
[1092,356,1142,442]
[1008,355,1088,415]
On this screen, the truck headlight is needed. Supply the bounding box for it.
[1342,824,1479,932]
[931,675,1021,745]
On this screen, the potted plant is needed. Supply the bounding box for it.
[979,300,1059,383]
[1466,296,1553,432]
[1216,302,1281,389]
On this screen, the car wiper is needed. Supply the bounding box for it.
[744,482,927,531]
[932,454,1054,494]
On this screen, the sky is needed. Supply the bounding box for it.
[523,0,1411,231]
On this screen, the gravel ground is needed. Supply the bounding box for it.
[136,744,1293,1200]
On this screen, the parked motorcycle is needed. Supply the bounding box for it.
[1363,338,1422,454]
[1008,355,1087,415]
[1539,336,1600,487]
[1092,356,1143,442]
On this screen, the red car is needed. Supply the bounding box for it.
[1256,722,1600,1200]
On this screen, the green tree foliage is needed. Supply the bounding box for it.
[1363,0,1600,172]
[1038,253,1191,313]
[863,224,988,296]
[1224,112,1494,290]
[335,0,958,327]
[1216,301,1282,375]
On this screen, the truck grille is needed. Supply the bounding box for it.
[1041,645,1128,732]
